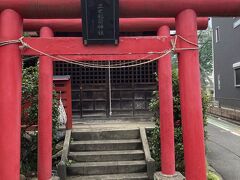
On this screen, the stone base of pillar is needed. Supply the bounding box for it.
[154,172,185,180]
[51,176,60,180]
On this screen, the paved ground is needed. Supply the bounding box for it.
[206,116,240,180]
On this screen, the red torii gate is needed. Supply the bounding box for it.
[0,1,237,180]
[1,18,198,180]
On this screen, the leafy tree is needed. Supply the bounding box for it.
[198,29,213,87]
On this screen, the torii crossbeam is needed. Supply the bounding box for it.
[0,0,239,18]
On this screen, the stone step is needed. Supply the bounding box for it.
[69,150,145,162]
[67,172,149,180]
[67,160,147,176]
[70,139,142,151]
[71,128,140,141]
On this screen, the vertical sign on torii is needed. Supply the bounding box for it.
[81,0,119,45]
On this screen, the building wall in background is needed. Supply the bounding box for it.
[212,17,240,108]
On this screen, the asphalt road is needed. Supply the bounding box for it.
[206,117,240,180]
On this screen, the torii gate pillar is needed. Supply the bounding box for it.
[38,27,54,180]
[154,26,185,180]
[176,9,207,180]
[0,9,23,180]
[157,26,175,175]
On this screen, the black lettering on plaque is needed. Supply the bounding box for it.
[81,0,119,45]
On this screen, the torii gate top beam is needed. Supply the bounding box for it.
[24,18,208,32]
[21,36,169,58]
[0,0,239,18]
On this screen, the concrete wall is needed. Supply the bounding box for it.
[212,17,240,108]
[208,106,240,123]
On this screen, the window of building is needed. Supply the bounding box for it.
[217,74,221,90]
[234,68,240,87]
[215,26,220,43]
[233,62,240,87]
[233,18,240,28]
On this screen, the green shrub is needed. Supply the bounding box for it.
[207,171,220,180]
[21,65,59,175]
[148,69,210,174]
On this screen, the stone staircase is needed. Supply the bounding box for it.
[58,128,155,180]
